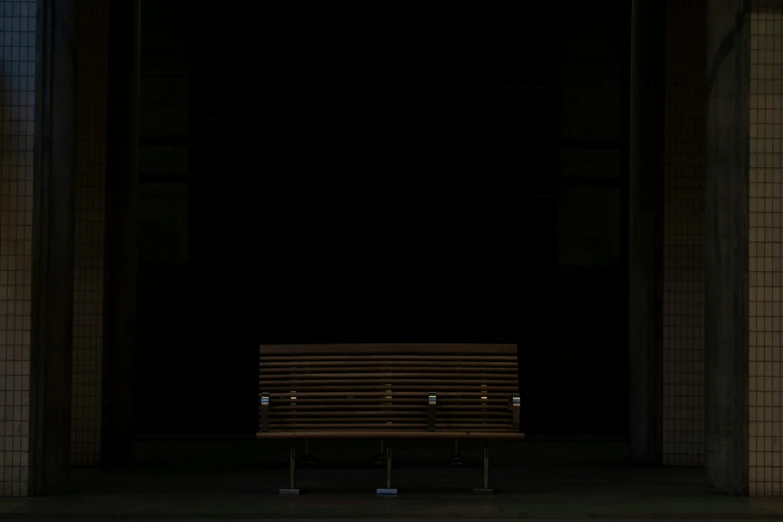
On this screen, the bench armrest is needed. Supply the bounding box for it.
[512,393,521,432]
[260,392,270,432]
[428,392,437,431]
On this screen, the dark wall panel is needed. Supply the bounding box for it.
[132,3,632,437]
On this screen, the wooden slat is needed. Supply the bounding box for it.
[260,372,516,379]
[261,379,517,387]
[259,344,517,355]
[260,355,517,362]
[258,365,517,379]
[262,387,517,394]
[261,373,516,379]
[268,405,510,411]
[269,422,427,430]
[266,422,512,426]
[269,419,511,424]
[256,430,527,439]
[259,360,518,368]
[265,404,506,411]
[261,397,509,404]
[266,411,509,418]
[264,391,513,397]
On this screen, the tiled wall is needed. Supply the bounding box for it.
[0,0,36,497]
[661,0,707,467]
[748,0,783,498]
[71,0,108,467]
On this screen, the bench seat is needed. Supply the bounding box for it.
[256,429,526,439]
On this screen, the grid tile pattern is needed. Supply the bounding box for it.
[0,0,37,497]
[748,0,783,498]
[661,0,707,467]
[71,0,108,467]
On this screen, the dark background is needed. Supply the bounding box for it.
[134,3,631,438]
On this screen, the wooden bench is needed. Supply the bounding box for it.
[257,343,525,494]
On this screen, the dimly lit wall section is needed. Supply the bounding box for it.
[71,0,109,467]
[748,0,783,497]
[0,0,35,497]
[556,4,630,434]
[135,0,189,434]
[150,4,638,438]
[662,0,707,467]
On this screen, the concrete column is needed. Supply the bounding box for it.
[705,0,750,496]
[71,0,110,467]
[29,0,78,496]
[628,0,666,465]
[102,0,141,466]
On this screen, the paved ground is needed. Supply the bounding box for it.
[0,439,778,521]
[0,466,779,521]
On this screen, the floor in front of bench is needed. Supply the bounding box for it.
[0,438,779,521]
[0,465,780,521]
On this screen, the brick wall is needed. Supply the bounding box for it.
[0,0,36,497]
[748,0,783,498]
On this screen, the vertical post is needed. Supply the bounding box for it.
[374,439,385,466]
[473,440,493,494]
[279,444,299,494]
[428,392,437,431]
[628,0,666,465]
[102,0,141,466]
[376,442,397,495]
[386,445,392,488]
[289,445,296,490]
[483,442,489,489]
[259,392,269,432]
[30,0,78,496]
[705,0,749,496]
[449,439,466,466]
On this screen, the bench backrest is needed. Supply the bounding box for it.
[258,344,520,434]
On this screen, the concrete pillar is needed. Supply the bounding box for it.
[628,0,667,465]
[661,0,708,468]
[29,0,78,496]
[745,0,783,497]
[704,0,750,496]
[102,0,141,466]
[71,0,110,467]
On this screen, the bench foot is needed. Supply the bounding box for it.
[298,440,321,467]
[279,488,300,495]
[449,456,467,467]
[376,488,398,496]
[449,440,467,467]
[297,455,321,467]
[473,488,494,494]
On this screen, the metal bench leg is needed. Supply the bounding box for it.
[376,443,397,495]
[473,440,494,494]
[449,440,466,466]
[280,444,300,495]
[373,440,386,466]
[298,439,321,467]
